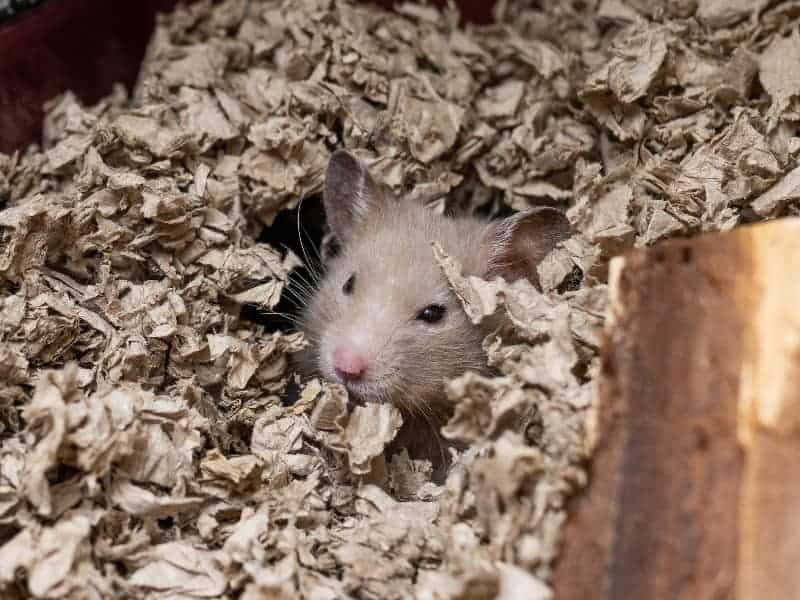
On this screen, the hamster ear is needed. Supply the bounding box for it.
[481,207,572,287]
[323,150,385,243]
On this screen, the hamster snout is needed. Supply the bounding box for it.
[332,346,367,383]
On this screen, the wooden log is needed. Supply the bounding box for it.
[553,218,800,600]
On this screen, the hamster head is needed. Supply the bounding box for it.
[295,150,571,424]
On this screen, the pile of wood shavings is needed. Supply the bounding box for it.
[2,0,800,598]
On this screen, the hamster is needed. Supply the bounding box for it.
[294,150,571,466]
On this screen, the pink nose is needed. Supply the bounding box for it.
[333,347,367,382]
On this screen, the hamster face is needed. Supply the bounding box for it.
[293,149,571,428]
[299,203,489,421]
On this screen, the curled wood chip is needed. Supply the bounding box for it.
[760,29,800,125]
[0,513,102,598]
[200,449,263,494]
[751,164,800,216]
[109,479,204,518]
[586,22,669,104]
[697,0,764,28]
[129,542,227,597]
[345,404,404,476]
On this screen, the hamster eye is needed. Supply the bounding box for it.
[342,274,355,295]
[416,304,446,324]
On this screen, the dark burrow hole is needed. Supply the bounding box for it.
[46,463,81,485]
[243,197,328,408]
[241,195,327,334]
[571,357,591,384]
[557,264,584,294]
[416,55,442,75]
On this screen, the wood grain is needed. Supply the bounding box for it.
[554,219,800,600]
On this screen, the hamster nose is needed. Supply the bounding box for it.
[333,347,367,381]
